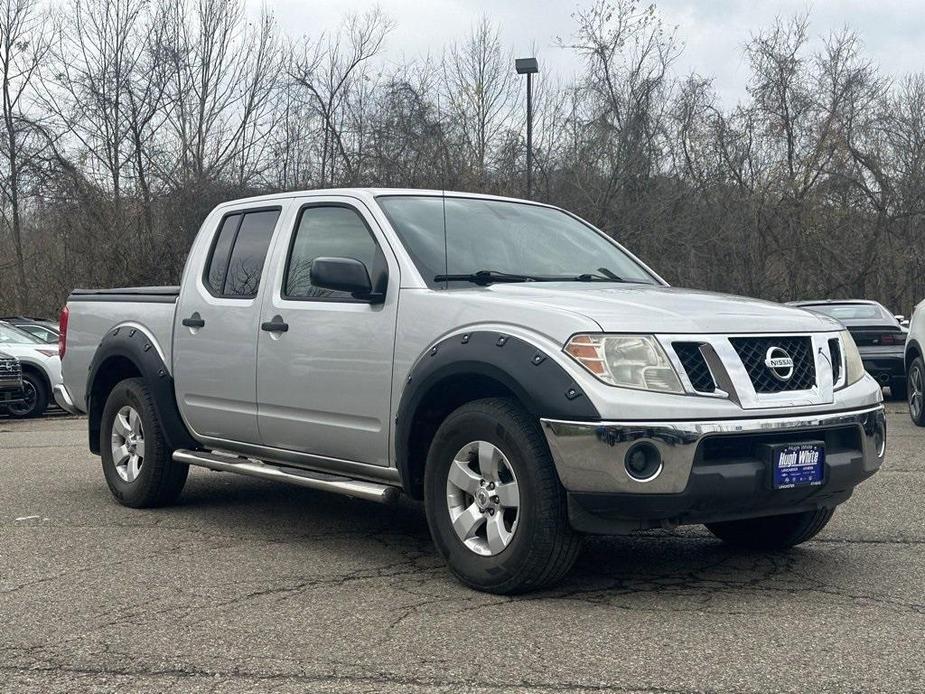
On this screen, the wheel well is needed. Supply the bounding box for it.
[402,373,523,500]
[88,356,142,454]
[908,342,922,366]
[19,363,50,393]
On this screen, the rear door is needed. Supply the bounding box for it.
[255,197,399,467]
[173,205,284,445]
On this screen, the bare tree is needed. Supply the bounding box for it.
[289,8,393,187]
[442,17,515,187]
[0,0,50,311]
[164,0,280,187]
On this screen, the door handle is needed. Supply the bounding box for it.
[261,318,289,333]
[182,314,205,329]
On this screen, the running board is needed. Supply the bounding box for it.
[172,449,401,504]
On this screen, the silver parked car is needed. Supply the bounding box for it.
[57,189,886,593]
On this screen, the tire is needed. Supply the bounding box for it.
[890,378,907,402]
[909,357,925,427]
[705,508,835,550]
[100,377,188,508]
[424,397,581,594]
[7,372,49,419]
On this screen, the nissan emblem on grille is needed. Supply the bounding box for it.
[764,346,795,382]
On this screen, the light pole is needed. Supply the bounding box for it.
[515,57,538,198]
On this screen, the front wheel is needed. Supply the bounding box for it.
[100,377,188,508]
[706,508,834,550]
[909,357,925,427]
[7,372,49,419]
[424,398,581,594]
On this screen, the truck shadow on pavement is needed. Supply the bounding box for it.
[156,469,896,615]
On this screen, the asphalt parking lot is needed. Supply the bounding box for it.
[1,404,923,693]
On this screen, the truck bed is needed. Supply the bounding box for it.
[62,286,179,413]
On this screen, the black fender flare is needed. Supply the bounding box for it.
[86,325,198,455]
[394,330,600,494]
[906,338,922,369]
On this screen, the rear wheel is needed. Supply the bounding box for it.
[706,508,834,550]
[7,372,48,419]
[890,377,907,402]
[100,377,188,508]
[909,357,925,427]
[424,398,581,594]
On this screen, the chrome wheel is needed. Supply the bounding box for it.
[446,440,520,556]
[911,364,924,421]
[111,405,145,483]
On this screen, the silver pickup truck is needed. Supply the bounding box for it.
[57,189,886,593]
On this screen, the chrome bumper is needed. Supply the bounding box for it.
[53,384,81,415]
[541,405,886,495]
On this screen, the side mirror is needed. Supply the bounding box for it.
[310,257,379,301]
[901,319,910,329]
[895,314,905,323]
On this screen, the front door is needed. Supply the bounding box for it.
[173,205,283,444]
[255,198,399,466]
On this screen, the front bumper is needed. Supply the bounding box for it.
[0,383,24,406]
[541,405,886,532]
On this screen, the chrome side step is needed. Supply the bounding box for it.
[173,449,401,504]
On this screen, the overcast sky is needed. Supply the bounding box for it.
[257,0,925,105]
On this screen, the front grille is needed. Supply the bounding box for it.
[828,338,842,384]
[729,336,816,393]
[0,358,21,383]
[673,342,716,393]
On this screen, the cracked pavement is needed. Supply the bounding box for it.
[1,404,923,693]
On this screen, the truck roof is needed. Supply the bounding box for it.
[211,188,554,210]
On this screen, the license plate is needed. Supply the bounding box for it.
[773,442,825,489]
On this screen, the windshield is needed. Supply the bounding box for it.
[804,303,893,321]
[0,322,42,344]
[377,196,659,287]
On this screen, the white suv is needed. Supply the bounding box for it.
[0,321,62,418]
[906,300,925,426]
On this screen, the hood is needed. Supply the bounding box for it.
[466,283,842,334]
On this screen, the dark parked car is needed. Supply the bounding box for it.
[789,300,908,398]
[0,316,59,344]
[0,350,24,410]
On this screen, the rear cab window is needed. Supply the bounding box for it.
[203,208,281,298]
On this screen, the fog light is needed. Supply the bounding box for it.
[624,442,662,482]
[874,416,886,458]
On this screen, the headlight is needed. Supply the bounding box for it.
[564,334,683,393]
[840,330,865,387]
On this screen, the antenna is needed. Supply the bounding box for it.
[437,91,448,288]
[441,189,448,289]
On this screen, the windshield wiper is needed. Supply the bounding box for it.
[434,270,547,286]
[434,268,631,286]
[596,267,624,281]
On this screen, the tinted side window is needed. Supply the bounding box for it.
[224,210,279,297]
[205,214,240,295]
[204,209,280,298]
[285,206,379,300]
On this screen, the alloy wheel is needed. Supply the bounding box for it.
[911,365,924,421]
[445,440,521,556]
[111,405,145,483]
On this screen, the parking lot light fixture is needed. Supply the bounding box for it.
[515,57,539,198]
